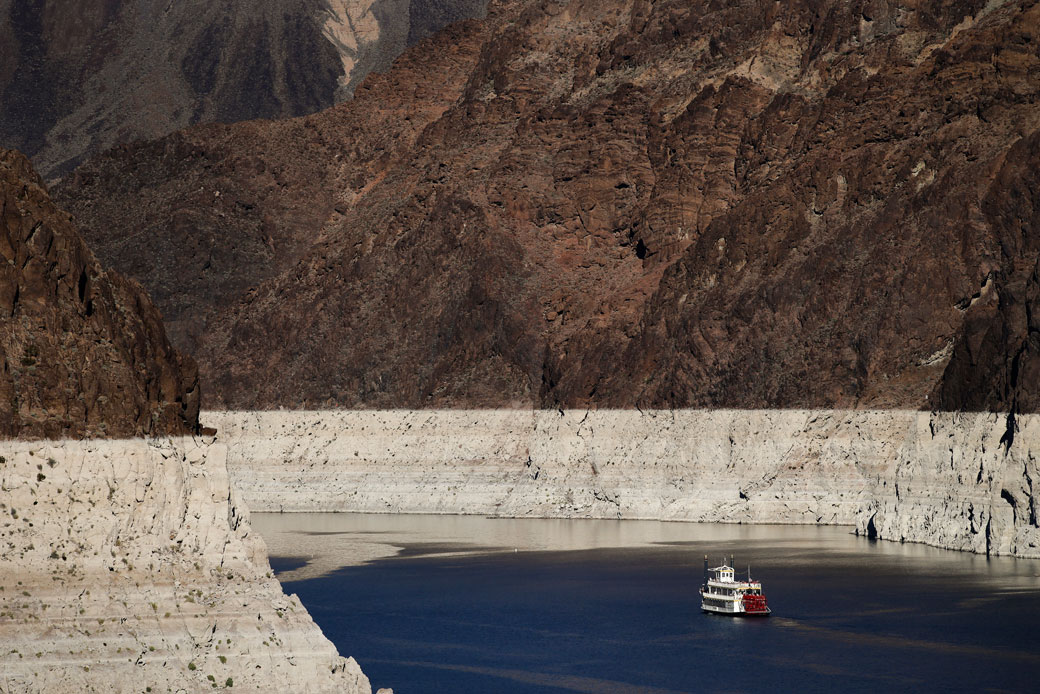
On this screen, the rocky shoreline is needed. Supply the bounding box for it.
[213,409,1040,559]
[0,437,374,694]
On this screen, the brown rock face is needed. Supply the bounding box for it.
[0,148,198,438]
[56,0,1040,412]
[933,130,1040,416]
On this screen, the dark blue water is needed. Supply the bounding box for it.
[263,517,1040,693]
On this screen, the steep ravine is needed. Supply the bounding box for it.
[210,408,1040,559]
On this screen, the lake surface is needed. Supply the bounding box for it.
[254,513,1040,694]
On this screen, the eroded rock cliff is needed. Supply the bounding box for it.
[0,437,373,693]
[56,0,1040,413]
[0,148,198,438]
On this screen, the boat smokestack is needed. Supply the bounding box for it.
[703,555,708,583]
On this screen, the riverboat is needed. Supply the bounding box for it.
[700,556,771,616]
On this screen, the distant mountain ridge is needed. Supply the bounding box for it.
[56,0,1040,413]
[0,0,487,179]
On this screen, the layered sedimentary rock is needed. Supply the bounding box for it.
[0,0,487,178]
[0,148,198,438]
[57,0,1040,413]
[210,409,1040,558]
[0,436,373,694]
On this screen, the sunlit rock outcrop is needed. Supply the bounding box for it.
[0,437,373,693]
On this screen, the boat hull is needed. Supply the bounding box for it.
[701,603,771,617]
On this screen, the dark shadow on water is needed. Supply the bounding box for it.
[393,541,511,559]
[300,530,394,536]
[268,555,308,575]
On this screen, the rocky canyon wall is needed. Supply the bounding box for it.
[210,409,1040,558]
[0,436,373,694]
[54,0,1040,413]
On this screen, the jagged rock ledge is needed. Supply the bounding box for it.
[211,409,1040,559]
[0,437,372,694]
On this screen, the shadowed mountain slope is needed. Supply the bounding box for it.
[57,0,1040,412]
[0,0,487,179]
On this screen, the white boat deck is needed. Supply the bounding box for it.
[700,561,770,615]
